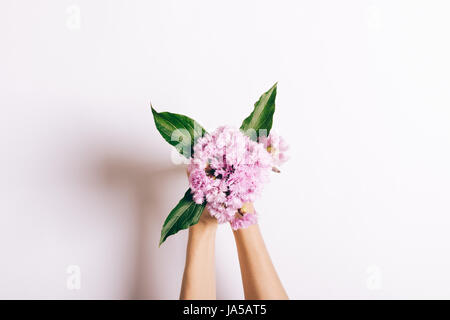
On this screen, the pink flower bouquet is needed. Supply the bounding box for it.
[152,83,288,245]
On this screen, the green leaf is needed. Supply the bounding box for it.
[159,189,205,246]
[151,105,207,158]
[240,82,277,141]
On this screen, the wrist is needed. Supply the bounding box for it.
[190,220,218,234]
[233,222,259,233]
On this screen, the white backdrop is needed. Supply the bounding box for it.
[1,0,450,299]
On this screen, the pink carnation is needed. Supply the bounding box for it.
[188,126,272,226]
[259,131,289,168]
[188,126,288,229]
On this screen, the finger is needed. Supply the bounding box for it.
[237,202,254,216]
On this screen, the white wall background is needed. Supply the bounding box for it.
[1,0,450,299]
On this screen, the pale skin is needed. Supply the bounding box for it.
[179,207,218,299]
[179,175,288,299]
[232,205,289,300]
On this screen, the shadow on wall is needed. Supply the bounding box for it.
[86,138,235,299]
[93,146,188,299]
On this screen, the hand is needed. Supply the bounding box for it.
[196,206,218,229]
[230,202,257,231]
[235,202,255,217]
